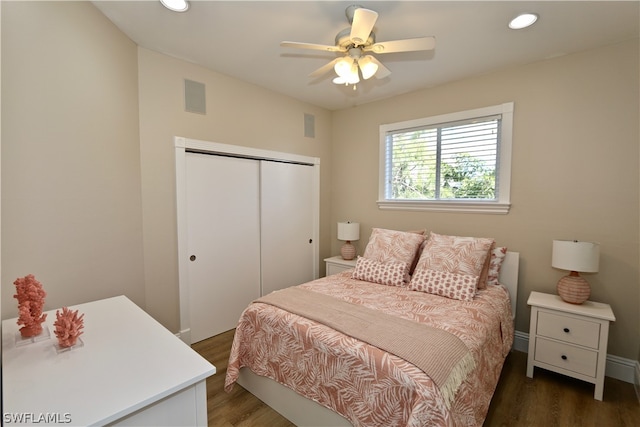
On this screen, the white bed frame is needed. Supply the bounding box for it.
[237,252,520,427]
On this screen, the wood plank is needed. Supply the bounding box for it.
[192,330,294,427]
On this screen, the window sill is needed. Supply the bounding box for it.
[376,200,511,214]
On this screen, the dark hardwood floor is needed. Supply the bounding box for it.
[486,348,639,426]
[193,329,640,426]
[192,329,294,427]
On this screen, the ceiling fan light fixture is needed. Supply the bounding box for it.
[334,57,354,79]
[332,62,359,86]
[509,13,538,30]
[358,56,378,80]
[160,0,189,12]
[348,63,360,84]
[332,76,359,91]
[281,5,436,87]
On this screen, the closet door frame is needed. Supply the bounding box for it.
[174,136,320,345]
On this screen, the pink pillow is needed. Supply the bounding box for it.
[408,269,478,301]
[351,256,408,287]
[487,247,508,286]
[362,228,426,281]
[412,232,494,293]
[477,243,495,290]
[408,231,428,276]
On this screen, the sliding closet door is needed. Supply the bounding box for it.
[186,153,261,343]
[260,161,315,295]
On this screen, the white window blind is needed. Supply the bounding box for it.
[378,103,513,214]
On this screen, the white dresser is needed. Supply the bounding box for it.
[2,296,216,426]
[526,291,615,400]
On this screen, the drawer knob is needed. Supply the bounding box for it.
[563,327,570,333]
[561,355,568,361]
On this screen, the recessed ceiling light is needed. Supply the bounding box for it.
[509,13,538,30]
[160,0,189,13]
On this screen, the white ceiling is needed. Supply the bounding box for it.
[92,1,639,111]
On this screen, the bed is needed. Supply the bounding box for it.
[225,229,519,426]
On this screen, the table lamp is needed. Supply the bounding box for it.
[338,222,360,260]
[552,240,600,304]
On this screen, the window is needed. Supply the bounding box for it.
[378,102,513,214]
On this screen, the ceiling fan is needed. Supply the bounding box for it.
[281,4,436,88]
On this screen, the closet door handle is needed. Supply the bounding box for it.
[309,239,313,244]
[190,255,196,262]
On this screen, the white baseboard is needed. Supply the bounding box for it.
[174,328,192,345]
[513,330,636,385]
[513,330,529,353]
[634,360,640,402]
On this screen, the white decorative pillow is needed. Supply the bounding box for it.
[411,232,494,297]
[408,269,478,301]
[351,256,408,287]
[487,247,508,286]
[362,228,426,281]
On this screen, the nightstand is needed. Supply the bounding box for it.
[526,291,615,400]
[324,256,357,276]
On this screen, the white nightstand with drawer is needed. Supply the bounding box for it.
[324,256,357,276]
[526,291,615,400]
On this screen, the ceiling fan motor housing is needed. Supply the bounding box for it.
[335,27,375,49]
[345,4,365,24]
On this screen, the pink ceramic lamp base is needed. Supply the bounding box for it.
[341,241,356,260]
[557,271,590,304]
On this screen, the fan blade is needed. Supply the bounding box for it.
[281,41,345,52]
[309,58,340,78]
[365,36,436,54]
[350,8,378,46]
[369,56,391,79]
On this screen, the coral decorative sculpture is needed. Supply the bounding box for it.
[53,307,84,348]
[13,274,47,338]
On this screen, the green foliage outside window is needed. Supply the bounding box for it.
[440,154,495,199]
[389,123,497,200]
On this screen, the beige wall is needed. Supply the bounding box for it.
[1,2,145,316]
[330,39,639,360]
[1,1,638,364]
[137,49,333,332]
[0,2,333,335]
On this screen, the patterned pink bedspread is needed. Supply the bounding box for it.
[225,271,514,427]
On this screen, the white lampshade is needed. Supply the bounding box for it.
[358,56,378,80]
[333,58,360,85]
[334,58,354,79]
[552,240,600,273]
[349,63,360,84]
[337,222,360,241]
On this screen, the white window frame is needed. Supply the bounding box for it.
[378,102,514,214]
